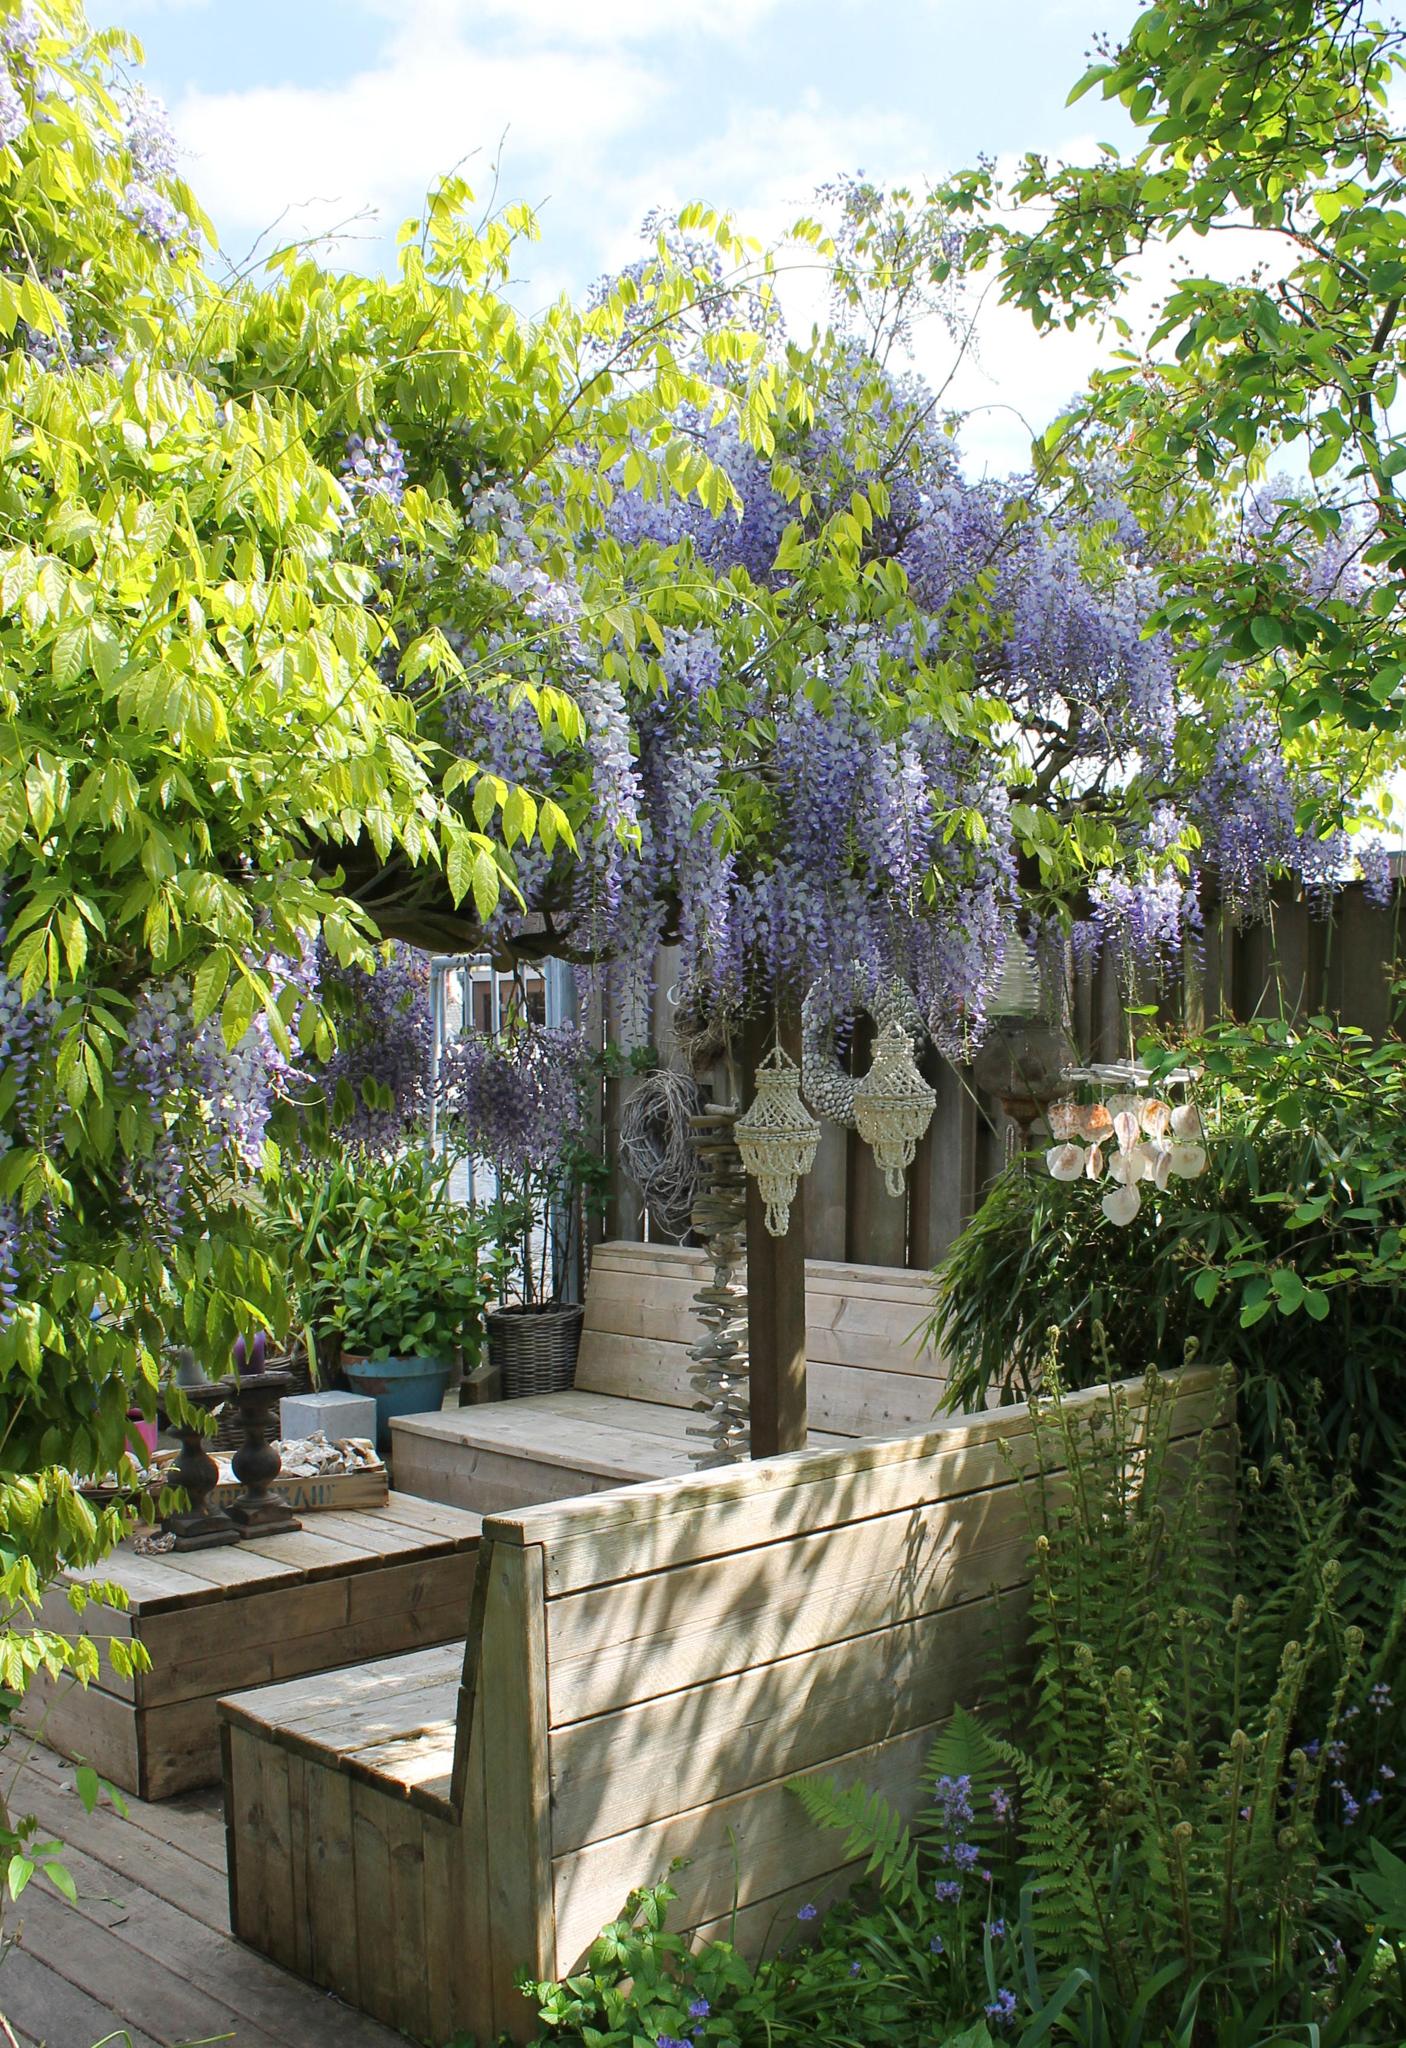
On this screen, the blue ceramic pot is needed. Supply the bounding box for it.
[341,1355,452,1450]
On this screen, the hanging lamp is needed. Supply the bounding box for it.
[853,1018,937,1197]
[735,1045,821,1237]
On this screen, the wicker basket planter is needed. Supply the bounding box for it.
[487,1302,584,1401]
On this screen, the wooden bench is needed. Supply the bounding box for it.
[390,1241,945,1512]
[24,1494,481,1800]
[221,1367,1224,2043]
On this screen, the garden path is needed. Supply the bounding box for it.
[1,1739,409,2048]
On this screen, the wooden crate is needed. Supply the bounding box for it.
[208,1465,389,1515]
[21,1493,480,1800]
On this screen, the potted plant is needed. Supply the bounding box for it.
[311,1151,494,1445]
[438,1020,605,1399]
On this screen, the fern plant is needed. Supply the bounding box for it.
[794,1361,1404,2046]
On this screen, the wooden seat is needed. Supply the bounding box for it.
[391,1242,945,1513]
[222,1369,1227,2046]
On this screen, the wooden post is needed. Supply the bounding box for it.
[743,1001,808,1457]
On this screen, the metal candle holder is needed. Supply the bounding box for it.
[161,1374,241,1551]
[225,1368,302,1536]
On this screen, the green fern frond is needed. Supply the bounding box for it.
[788,1773,921,1906]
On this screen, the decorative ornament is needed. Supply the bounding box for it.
[1046,1142,1085,1181]
[970,929,1075,1158]
[853,1019,938,1197]
[1169,1141,1208,1179]
[684,1103,750,1467]
[800,978,928,1128]
[1102,1183,1141,1226]
[618,1067,702,1239]
[736,1045,821,1237]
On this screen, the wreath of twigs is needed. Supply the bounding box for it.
[619,1067,704,1239]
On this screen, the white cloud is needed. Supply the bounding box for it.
[175,40,657,260]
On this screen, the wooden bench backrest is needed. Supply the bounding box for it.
[453,1366,1226,2023]
[576,1240,945,1436]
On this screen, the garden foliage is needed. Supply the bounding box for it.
[525,1368,1406,2047]
[932,1012,1406,1480]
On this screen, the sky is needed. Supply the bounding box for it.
[112,0,1148,477]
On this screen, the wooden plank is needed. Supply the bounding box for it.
[552,1719,939,1969]
[478,1541,556,2030]
[845,1053,909,1271]
[16,1672,140,1795]
[24,1806,395,2048]
[549,1592,997,1851]
[0,1943,165,2048]
[390,1428,625,1515]
[13,1757,232,1932]
[689,1861,863,1955]
[303,1760,362,2006]
[350,1778,399,2027]
[140,1695,228,1801]
[581,1267,939,1369]
[443,1650,496,2046]
[137,1575,354,1702]
[587,1240,936,1299]
[491,1370,1224,1588]
[804,1118,849,1263]
[909,1059,980,1267]
[382,1794,433,2045]
[226,1722,269,1949]
[576,1338,943,1431]
[546,1484,1033,1722]
[222,1648,460,1761]
[256,1739,298,1973]
[12,1874,291,2048]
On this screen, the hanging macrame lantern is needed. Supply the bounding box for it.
[735,1045,821,1237]
[854,1018,937,1197]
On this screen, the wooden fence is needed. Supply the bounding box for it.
[584,880,1406,1276]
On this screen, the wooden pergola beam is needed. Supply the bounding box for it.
[742,1000,808,1457]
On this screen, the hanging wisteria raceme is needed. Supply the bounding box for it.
[437,1021,589,1179]
[317,940,435,1151]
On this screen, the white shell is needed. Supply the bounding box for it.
[1107,1151,1139,1186]
[1128,1141,1160,1180]
[1047,1102,1084,1142]
[1170,1102,1203,1140]
[1139,1098,1172,1138]
[1169,1141,1207,1179]
[1084,1142,1104,1179]
[1081,1103,1113,1141]
[1102,1183,1142,1226]
[1046,1142,1086,1182]
[1113,1109,1141,1154]
[1150,1143,1174,1191]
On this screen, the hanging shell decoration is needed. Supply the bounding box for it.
[853,1018,938,1198]
[1045,1062,1209,1228]
[735,1045,822,1238]
[800,978,929,1128]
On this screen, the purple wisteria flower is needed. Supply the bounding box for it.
[0,4,39,59]
[0,62,23,149]
[343,428,408,508]
[796,1902,818,1923]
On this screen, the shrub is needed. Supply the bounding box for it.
[931,1014,1406,1482]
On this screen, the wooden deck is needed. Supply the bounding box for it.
[0,1740,410,2048]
